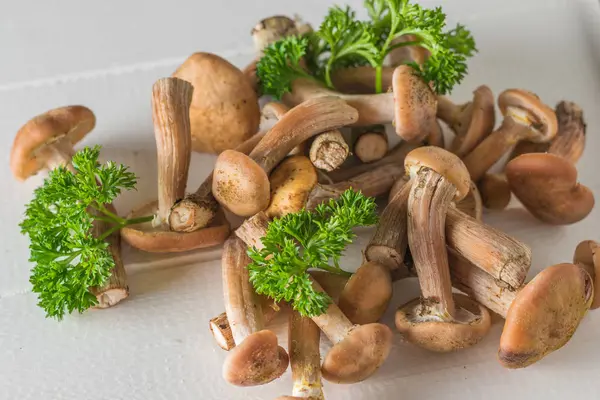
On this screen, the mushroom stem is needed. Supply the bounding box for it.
[38,137,77,173]
[309,278,354,344]
[309,130,349,171]
[235,211,270,250]
[436,95,468,125]
[352,126,389,163]
[151,77,193,224]
[288,311,324,399]
[169,132,266,232]
[408,169,457,317]
[330,66,394,94]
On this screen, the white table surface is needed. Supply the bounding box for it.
[1,0,600,399]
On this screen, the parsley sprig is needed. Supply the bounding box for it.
[247,189,378,317]
[20,146,153,320]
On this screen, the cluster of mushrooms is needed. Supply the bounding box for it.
[9,13,598,399]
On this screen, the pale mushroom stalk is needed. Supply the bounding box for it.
[352,125,389,163]
[573,240,600,310]
[222,236,289,386]
[331,66,394,94]
[276,311,325,400]
[213,96,358,216]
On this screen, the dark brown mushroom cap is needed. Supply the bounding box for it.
[10,105,95,180]
[338,261,392,325]
[498,89,558,143]
[223,330,289,386]
[120,200,230,253]
[505,153,594,225]
[404,146,471,200]
[498,263,593,369]
[478,173,511,211]
[392,65,437,143]
[321,323,392,384]
[212,149,271,217]
[395,294,492,352]
[573,240,600,309]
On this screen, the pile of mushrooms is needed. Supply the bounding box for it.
[10,11,598,399]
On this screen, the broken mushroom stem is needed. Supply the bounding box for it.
[222,236,289,386]
[352,125,389,163]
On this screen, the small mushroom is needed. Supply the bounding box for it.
[275,311,325,400]
[172,53,260,154]
[10,106,128,308]
[352,125,389,163]
[212,96,358,217]
[462,89,558,182]
[121,78,230,252]
[573,240,600,310]
[477,173,511,211]
[252,15,299,53]
[221,236,289,386]
[388,34,430,67]
[437,86,496,157]
[505,153,594,224]
[284,65,437,143]
[499,263,593,368]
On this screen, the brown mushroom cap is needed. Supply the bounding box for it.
[498,89,558,143]
[321,323,392,384]
[10,105,95,180]
[404,146,471,200]
[451,85,496,156]
[120,200,230,252]
[222,330,289,386]
[478,173,511,211]
[498,263,593,369]
[172,53,260,154]
[573,240,600,309]
[212,149,271,217]
[505,153,594,224]
[395,293,492,352]
[338,261,392,324]
[392,65,437,143]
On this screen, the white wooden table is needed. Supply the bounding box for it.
[1,1,600,399]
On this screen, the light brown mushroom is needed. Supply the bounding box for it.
[388,34,430,67]
[283,65,437,143]
[477,173,511,210]
[505,153,594,224]
[573,240,600,309]
[396,146,492,352]
[121,78,230,252]
[10,106,128,308]
[275,311,325,400]
[352,125,389,163]
[221,236,289,386]
[455,181,483,220]
[437,86,496,157]
[462,89,558,182]
[212,96,358,217]
[172,53,260,154]
[252,15,299,53]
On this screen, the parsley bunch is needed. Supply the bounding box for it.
[20,146,153,319]
[247,189,378,317]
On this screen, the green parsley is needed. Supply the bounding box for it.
[20,146,153,320]
[247,189,378,317]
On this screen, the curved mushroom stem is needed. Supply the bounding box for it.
[169,132,265,232]
[408,169,457,318]
[436,95,470,127]
[39,137,77,173]
[287,311,324,399]
[151,78,193,225]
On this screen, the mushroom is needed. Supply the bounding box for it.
[573,240,600,309]
[212,96,358,217]
[455,181,483,220]
[396,146,492,352]
[505,153,594,224]
[331,66,394,94]
[275,311,325,400]
[221,236,289,386]
[283,65,437,143]
[462,89,558,182]
[251,15,299,53]
[498,263,593,368]
[172,53,260,154]
[388,34,430,67]
[477,173,511,210]
[436,86,496,157]
[10,105,127,308]
[265,155,318,219]
[352,125,389,163]
[121,78,230,252]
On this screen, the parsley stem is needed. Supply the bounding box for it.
[93,204,127,225]
[124,215,155,226]
[375,65,383,94]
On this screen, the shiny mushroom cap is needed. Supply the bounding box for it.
[573,240,600,309]
[395,293,492,352]
[499,263,593,369]
[212,149,271,217]
[505,153,595,225]
[321,323,393,384]
[338,261,392,324]
[392,65,438,143]
[10,105,95,180]
[405,146,471,201]
[223,330,289,386]
[498,89,558,143]
[172,53,260,154]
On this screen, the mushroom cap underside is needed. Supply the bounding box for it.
[573,240,600,309]
[498,89,558,142]
[452,85,496,156]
